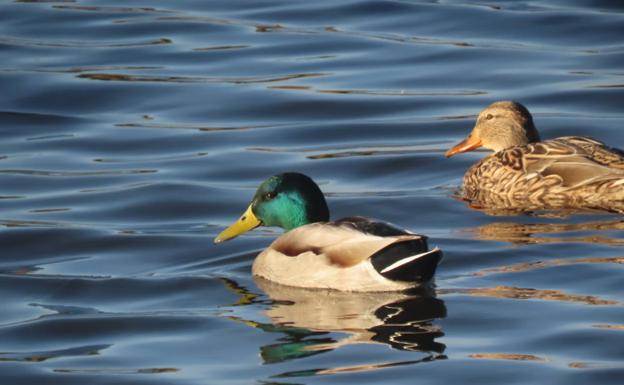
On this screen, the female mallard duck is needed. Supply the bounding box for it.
[214,173,442,291]
[446,101,624,212]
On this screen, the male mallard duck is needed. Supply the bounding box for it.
[446,101,624,212]
[214,173,442,291]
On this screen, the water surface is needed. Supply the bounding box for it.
[1,1,624,384]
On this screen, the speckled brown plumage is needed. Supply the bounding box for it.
[463,137,624,212]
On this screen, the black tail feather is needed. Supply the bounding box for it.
[371,240,442,283]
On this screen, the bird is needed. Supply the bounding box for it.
[445,101,624,213]
[213,172,442,291]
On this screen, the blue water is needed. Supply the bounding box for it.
[1,1,624,384]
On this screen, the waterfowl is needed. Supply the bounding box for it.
[214,173,442,291]
[446,101,624,212]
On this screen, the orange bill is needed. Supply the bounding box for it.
[445,135,483,157]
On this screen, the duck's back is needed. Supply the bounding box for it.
[463,136,624,212]
[251,217,442,291]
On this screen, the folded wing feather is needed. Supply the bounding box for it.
[521,138,624,188]
[270,222,421,267]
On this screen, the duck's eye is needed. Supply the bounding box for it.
[264,191,277,200]
[485,114,494,120]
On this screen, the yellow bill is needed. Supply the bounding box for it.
[214,204,261,244]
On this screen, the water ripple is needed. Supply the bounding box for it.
[2,1,624,384]
[78,72,327,84]
[439,286,618,306]
[0,169,157,177]
[0,344,111,362]
[52,5,176,14]
[0,35,172,48]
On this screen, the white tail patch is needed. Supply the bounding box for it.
[525,172,539,180]
[380,247,440,274]
[610,178,624,187]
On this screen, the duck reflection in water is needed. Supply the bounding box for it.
[223,277,446,367]
[458,192,624,217]
[464,213,624,246]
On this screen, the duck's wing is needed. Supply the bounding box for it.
[331,216,417,237]
[337,217,442,282]
[332,217,441,282]
[270,218,424,266]
[266,217,442,284]
[559,136,624,169]
[497,137,624,189]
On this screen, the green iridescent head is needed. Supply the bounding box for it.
[214,173,330,243]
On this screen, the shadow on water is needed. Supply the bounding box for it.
[222,277,446,375]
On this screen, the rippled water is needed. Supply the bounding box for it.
[1,1,624,384]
